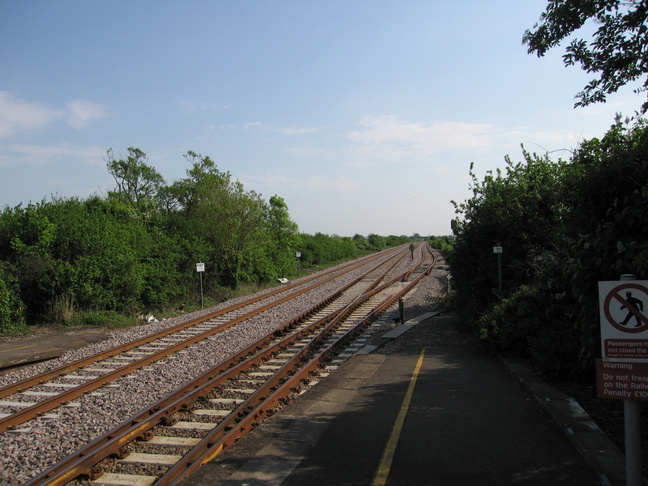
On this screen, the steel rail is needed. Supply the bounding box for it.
[23,304,349,486]
[23,245,427,486]
[0,251,383,400]
[21,246,415,486]
[0,250,402,434]
[162,245,437,484]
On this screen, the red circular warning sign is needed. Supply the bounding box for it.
[603,283,648,333]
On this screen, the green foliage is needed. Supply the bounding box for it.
[557,118,648,370]
[68,310,137,328]
[106,147,166,217]
[264,196,302,278]
[367,234,386,250]
[0,196,187,324]
[449,151,565,315]
[451,118,648,379]
[352,234,371,251]
[428,235,454,253]
[478,285,582,379]
[0,261,27,335]
[0,145,426,337]
[299,233,358,267]
[524,1,648,112]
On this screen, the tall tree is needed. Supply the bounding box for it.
[158,151,231,220]
[450,152,566,314]
[265,195,301,276]
[106,147,165,215]
[199,182,267,287]
[524,1,648,112]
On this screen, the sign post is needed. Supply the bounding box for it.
[296,252,301,277]
[493,245,503,292]
[196,262,205,308]
[598,276,648,486]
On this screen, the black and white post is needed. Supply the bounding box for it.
[493,244,503,293]
[196,262,205,308]
[296,252,301,277]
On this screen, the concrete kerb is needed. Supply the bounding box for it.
[504,360,628,486]
[356,311,440,355]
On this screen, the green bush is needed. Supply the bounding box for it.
[477,285,582,379]
[477,285,543,358]
[0,262,27,335]
[47,294,75,325]
[68,310,137,328]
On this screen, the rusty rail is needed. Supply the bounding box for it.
[0,250,399,434]
[22,244,436,486]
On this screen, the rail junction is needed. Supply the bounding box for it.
[1,243,439,485]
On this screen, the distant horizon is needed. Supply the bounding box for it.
[1,1,643,236]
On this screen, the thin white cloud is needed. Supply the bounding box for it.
[0,143,105,167]
[0,91,60,138]
[180,101,229,112]
[66,100,109,129]
[242,171,358,192]
[244,121,318,135]
[0,92,109,137]
[244,121,266,130]
[348,115,499,152]
[346,115,584,167]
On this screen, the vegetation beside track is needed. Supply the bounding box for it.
[448,117,648,381]
[0,149,429,336]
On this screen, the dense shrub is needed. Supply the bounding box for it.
[0,261,27,334]
[0,147,430,336]
[450,118,648,379]
[299,233,358,266]
[428,235,453,254]
[477,285,583,379]
[68,310,137,328]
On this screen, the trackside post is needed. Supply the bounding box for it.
[196,262,205,308]
[493,244,503,292]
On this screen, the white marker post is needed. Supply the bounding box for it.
[597,275,648,486]
[493,245,503,292]
[296,252,301,277]
[196,262,205,308]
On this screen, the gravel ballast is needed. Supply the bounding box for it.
[0,248,447,485]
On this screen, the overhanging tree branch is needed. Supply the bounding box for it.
[524,0,648,112]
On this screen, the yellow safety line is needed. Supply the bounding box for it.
[0,344,37,353]
[371,348,425,486]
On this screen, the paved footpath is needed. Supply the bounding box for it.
[0,327,119,369]
[180,314,628,486]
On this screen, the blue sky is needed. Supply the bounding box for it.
[0,1,643,237]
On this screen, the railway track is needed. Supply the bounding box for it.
[4,243,437,486]
[0,249,393,435]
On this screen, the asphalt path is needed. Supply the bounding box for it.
[0,327,119,369]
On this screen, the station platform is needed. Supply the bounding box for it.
[0,315,629,485]
[179,313,627,486]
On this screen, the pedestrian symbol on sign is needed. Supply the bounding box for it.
[601,282,648,334]
[619,291,645,328]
